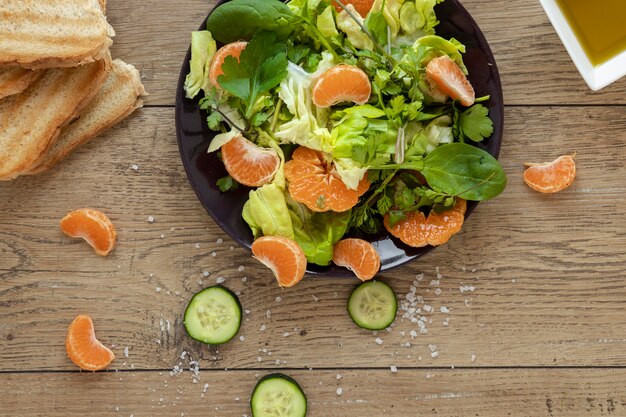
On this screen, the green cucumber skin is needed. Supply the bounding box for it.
[347,280,398,331]
[251,373,307,417]
[183,285,242,345]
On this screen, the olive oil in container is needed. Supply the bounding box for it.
[554,0,626,67]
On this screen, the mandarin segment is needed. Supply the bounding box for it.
[333,0,375,17]
[384,201,467,248]
[333,238,381,281]
[60,208,116,256]
[425,56,475,107]
[312,64,372,108]
[285,146,369,213]
[221,136,280,187]
[209,41,247,88]
[66,315,115,371]
[523,155,576,194]
[251,236,307,288]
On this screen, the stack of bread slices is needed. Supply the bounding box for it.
[0,0,146,180]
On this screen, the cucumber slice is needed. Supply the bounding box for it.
[183,286,241,345]
[347,280,397,330]
[251,374,307,417]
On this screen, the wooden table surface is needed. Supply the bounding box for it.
[2,0,626,416]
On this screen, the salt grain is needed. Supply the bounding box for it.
[275,296,282,303]
[260,324,266,331]
[203,271,210,277]
[336,374,342,380]
[460,285,476,293]
[211,252,217,257]
[216,277,225,284]
[156,287,161,293]
[131,164,139,170]
[239,336,245,342]
[336,388,343,396]
[374,337,383,345]
[194,243,200,249]
[147,216,155,223]
[216,238,223,244]
[238,265,245,272]
[390,366,398,373]
[124,346,129,358]
[440,306,450,313]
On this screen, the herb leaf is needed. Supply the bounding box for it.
[218,31,289,119]
[216,175,239,193]
[454,104,494,143]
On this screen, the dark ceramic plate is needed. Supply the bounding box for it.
[175,0,504,276]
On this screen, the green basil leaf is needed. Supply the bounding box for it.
[421,143,507,201]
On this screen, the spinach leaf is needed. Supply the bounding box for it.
[206,0,301,44]
[421,143,506,201]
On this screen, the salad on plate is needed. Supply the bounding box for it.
[184,0,507,284]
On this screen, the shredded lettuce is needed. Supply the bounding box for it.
[184,31,217,99]
[337,5,374,50]
[413,35,467,73]
[317,5,340,39]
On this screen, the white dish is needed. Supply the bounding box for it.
[540,0,626,91]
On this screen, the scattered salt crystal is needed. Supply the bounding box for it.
[239,336,245,342]
[409,330,418,339]
[374,337,383,345]
[257,357,262,362]
[266,310,272,319]
[416,273,424,281]
[460,285,476,293]
[194,243,200,249]
[131,164,139,170]
[211,252,217,257]
[440,306,450,313]
[216,238,223,244]
[124,347,129,358]
[423,305,433,313]
[426,373,432,379]
[434,288,442,295]
[336,388,343,396]
[428,344,437,352]
[471,354,476,362]
[336,374,342,380]
[429,280,440,286]
[238,265,245,272]
[147,216,155,223]
[260,324,266,331]
[283,332,290,337]
[160,234,165,239]
[431,351,439,358]
[230,245,234,250]
[390,366,398,373]
[216,277,225,284]
[203,271,210,277]
[512,278,516,283]
[156,287,161,293]
[311,295,319,302]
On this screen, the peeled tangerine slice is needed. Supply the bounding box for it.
[425,55,475,107]
[524,155,576,193]
[60,208,116,256]
[312,64,372,108]
[221,136,280,187]
[251,236,307,288]
[333,238,381,281]
[66,315,115,371]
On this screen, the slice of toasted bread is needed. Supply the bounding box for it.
[0,0,114,69]
[0,67,44,100]
[27,60,146,175]
[0,59,110,180]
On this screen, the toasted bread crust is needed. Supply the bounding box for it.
[0,58,110,180]
[0,67,44,100]
[27,60,146,174]
[0,0,114,69]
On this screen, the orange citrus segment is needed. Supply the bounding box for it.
[426,208,465,246]
[425,56,475,107]
[333,0,375,17]
[60,208,116,256]
[384,210,429,248]
[285,146,369,213]
[523,155,576,194]
[251,236,307,288]
[209,41,248,88]
[384,200,467,247]
[333,238,381,281]
[66,315,115,371]
[221,136,280,187]
[312,64,372,108]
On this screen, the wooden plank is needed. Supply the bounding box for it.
[1,107,626,371]
[2,369,626,416]
[104,0,626,106]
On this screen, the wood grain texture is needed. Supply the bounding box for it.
[2,369,626,416]
[104,0,626,106]
[1,107,626,372]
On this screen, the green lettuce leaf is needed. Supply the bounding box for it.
[413,35,467,73]
[242,184,294,239]
[286,196,351,265]
[184,31,217,99]
[336,4,374,50]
